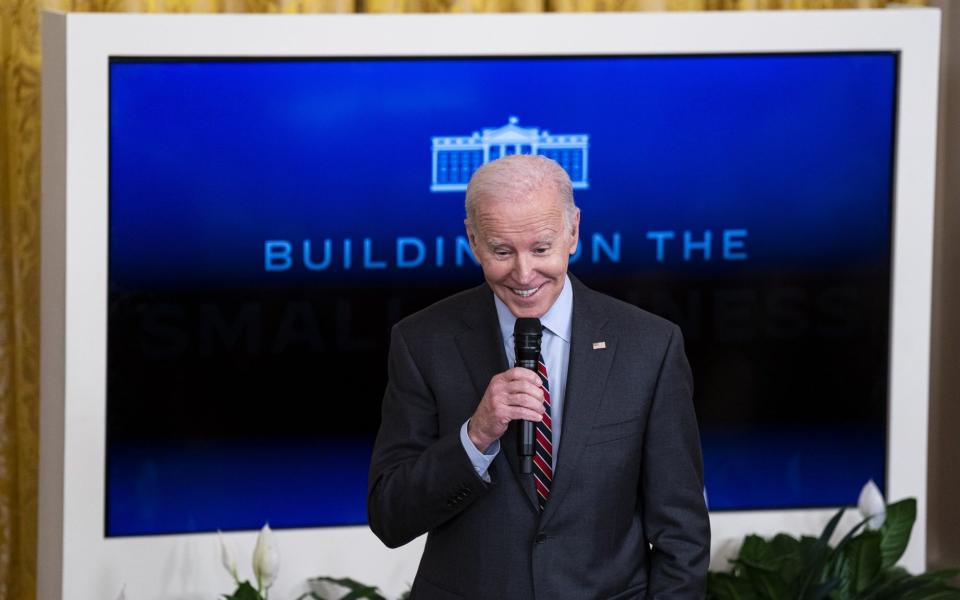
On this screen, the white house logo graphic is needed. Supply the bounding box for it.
[430,117,590,192]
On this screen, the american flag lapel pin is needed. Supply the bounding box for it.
[592,341,606,350]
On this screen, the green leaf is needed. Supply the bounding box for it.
[918,569,960,583]
[738,535,777,570]
[796,535,824,564]
[842,530,882,594]
[819,507,847,545]
[805,578,841,600]
[768,533,801,551]
[737,562,791,599]
[222,581,264,600]
[341,588,388,600]
[831,516,871,557]
[797,510,845,599]
[307,576,388,600]
[900,587,960,600]
[757,534,804,584]
[822,516,875,597]
[860,566,960,600]
[707,571,759,600]
[879,498,916,568]
[860,566,911,599]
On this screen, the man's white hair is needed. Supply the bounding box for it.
[465,154,578,231]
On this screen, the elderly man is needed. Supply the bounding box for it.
[368,154,710,599]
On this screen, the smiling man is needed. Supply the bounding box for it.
[368,155,710,599]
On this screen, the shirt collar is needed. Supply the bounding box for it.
[494,274,573,344]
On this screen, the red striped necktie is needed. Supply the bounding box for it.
[533,353,553,511]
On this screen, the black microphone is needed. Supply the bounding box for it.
[514,317,542,475]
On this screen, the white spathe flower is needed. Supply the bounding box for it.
[858,479,886,530]
[218,530,239,582]
[253,523,280,591]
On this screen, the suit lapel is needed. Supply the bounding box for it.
[541,278,615,526]
[454,286,538,511]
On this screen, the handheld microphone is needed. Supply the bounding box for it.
[514,317,542,475]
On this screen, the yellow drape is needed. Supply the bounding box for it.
[0,0,926,597]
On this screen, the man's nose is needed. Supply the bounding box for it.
[513,254,534,284]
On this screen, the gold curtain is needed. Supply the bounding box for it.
[0,0,927,597]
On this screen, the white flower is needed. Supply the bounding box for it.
[858,479,886,530]
[218,530,239,582]
[253,523,280,591]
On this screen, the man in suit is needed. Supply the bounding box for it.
[368,154,710,599]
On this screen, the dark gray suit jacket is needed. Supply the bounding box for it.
[368,276,710,599]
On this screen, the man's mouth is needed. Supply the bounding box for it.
[509,283,545,298]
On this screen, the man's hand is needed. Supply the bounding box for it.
[468,367,545,453]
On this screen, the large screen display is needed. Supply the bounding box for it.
[108,53,895,536]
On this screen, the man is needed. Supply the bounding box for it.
[368,154,710,599]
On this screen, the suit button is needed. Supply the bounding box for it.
[534,533,546,544]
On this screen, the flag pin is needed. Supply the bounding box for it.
[592,341,606,350]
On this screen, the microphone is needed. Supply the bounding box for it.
[514,317,542,475]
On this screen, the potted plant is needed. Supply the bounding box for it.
[708,481,960,599]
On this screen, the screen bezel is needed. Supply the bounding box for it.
[40,10,940,599]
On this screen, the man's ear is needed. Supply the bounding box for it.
[568,208,581,255]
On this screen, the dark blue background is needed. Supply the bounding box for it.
[107,54,895,536]
[111,55,894,287]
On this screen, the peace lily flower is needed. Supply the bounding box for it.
[218,530,239,583]
[253,523,281,592]
[858,479,886,530]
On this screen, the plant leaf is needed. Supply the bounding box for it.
[738,535,777,570]
[900,588,960,600]
[707,571,759,600]
[819,507,847,545]
[222,581,264,600]
[805,578,841,600]
[879,498,916,568]
[859,566,911,599]
[737,562,790,599]
[308,576,388,600]
[768,534,806,584]
[842,530,882,594]
[858,566,960,600]
[918,569,960,583]
[341,588,388,600]
[797,509,845,599]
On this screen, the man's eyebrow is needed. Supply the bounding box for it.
[534,234,558,245]
[485,234,558,247]
[484,238,510,247]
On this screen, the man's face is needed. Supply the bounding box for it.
[467,185,580,319]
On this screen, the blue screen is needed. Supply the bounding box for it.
[108,54,895,536]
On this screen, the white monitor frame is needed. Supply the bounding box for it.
[40,10,941,600]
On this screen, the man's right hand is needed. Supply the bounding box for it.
[467,367,545,453]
